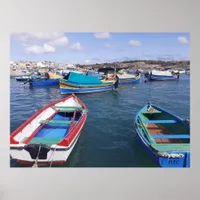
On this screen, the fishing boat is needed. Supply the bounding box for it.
[60,72,119,94]
[87,71,103,79]
[10,94,87,167]
[148,70,179,81]
[179,70,186,74]
[29,78,60,86]
[16,76,30,82]
[27,72,63,87]
[135,103,190,168]
[10,69,31,78]
[117,71,141,84]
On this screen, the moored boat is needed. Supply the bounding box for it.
[10,94,87,167]
[117,72,141,84]
[60,72,119,94]
[135,103,190,168]
[27,72,63,87]
[29,78,60,86]
[148,70,179,81]
[16,76,30,82]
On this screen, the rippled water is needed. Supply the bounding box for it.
[10,74,190,167]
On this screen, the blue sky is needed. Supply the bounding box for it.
[10,32,190,64]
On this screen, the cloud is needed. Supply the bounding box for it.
[94,32,111,39]
[129,40,142,47]
[24,43,55,54]
[12,32,68,53]
[177,36,188,44]
[104,43,111,48]
[48,36,69,46]
[11,32,65,42]
[85,60,91,63]
[70,42,83,51]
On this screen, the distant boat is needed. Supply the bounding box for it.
[86,71,103,79]
[186,70,190,75]
[117,71,141,84]
[148,70,179,81]
[10,70,31,78]
[89,68,141,85]
[179,70,186,74]
[29,78,60,86]
[10,94,87,166]
[60,72,119,94]
[16,76,30,82]
[135,103,190,168]
[26,72,63,87]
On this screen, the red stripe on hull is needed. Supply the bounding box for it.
[13,159,66,166]
[57,113,87,147]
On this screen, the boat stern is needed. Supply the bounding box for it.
[158,151,190,168]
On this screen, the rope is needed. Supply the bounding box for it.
[147,105,156,114]
[157,152,184,158]
[148,77,152,104]
[32,144,42,168]
[49,146,57,167]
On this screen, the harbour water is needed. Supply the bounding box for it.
[10,74,190,167]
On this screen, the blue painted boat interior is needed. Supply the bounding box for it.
[29,112,82,144]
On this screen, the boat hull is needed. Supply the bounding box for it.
[119,77,141,84]
[149,74,178,81]
[60,84,115,94]
[30,78,60,86]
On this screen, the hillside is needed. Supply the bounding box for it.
[77,60,190,70]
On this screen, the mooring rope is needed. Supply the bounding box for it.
[32,144,42,168]
[48,146,58,167]
[147,105,156,114]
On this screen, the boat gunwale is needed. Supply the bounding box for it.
[60,79,116,88]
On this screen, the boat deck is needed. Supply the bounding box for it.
[147,124,181,144]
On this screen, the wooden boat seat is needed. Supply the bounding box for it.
[39,120,78,125]
[143,120,177,124]
[51,106,83,112]
[151,134,190,139]
[142,111,162,114]
[147,124,181,144]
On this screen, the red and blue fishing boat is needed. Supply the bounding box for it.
[10,94,87,167]
[60,72,119,94]
[135,103,190,168]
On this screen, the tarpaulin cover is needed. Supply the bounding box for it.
[68,72,101,84]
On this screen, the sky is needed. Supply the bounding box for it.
[10,32,190,64]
